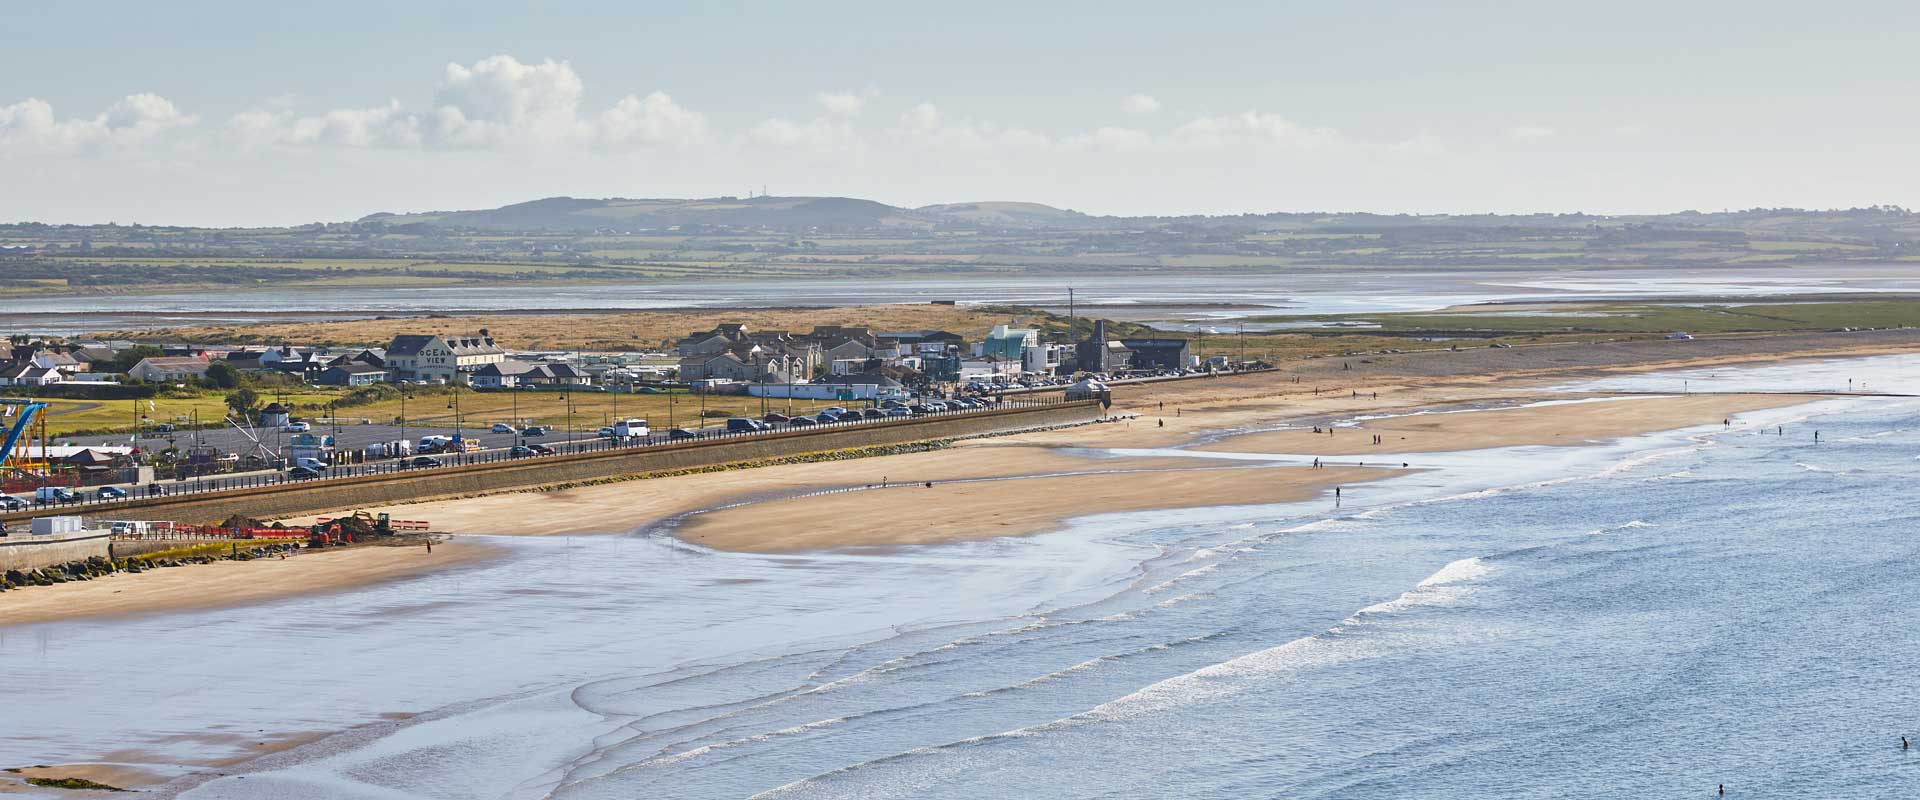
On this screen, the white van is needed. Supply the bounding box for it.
[35,486,75,503]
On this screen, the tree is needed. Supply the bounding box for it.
[205,360,241,389]
[112,345,164,374]
[224,388,259,419]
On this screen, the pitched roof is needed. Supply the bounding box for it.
[472,359,539,377]
[387,335,435,357]
[325,363,388,375]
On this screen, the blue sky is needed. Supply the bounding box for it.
[4,0,1916,224]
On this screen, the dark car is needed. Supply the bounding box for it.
[763,412,791,423]
[528,443,557,455]
[861,408,887,419]
[787,416,816,427]
[96,486,128,500]
[521,425,548,436]
[409,456,444,468]
[509,445,535,458]
[287,466,324,481]
[668,428,700,440]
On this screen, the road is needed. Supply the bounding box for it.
[13,397,1036,515]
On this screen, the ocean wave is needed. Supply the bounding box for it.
[1583,520,1655,536]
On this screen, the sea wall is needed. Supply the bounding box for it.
[1,401,1103,527]
[0,531,111,572]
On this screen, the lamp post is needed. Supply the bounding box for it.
[399,390,409,450]
[512,385,520,446]
[561,392,574,448]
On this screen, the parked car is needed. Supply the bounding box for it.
[35,487,76,503]
[153,423,175,433]
[0,495,27,510]
[285,421,311,432]
[763,412,791,423]
[884,408,911,417]
[726,418,771,433]
[861,408,886,419]
[668,428,699,440]
[822,406,848,416]
[509,445,535,458]
[492,423,516,434]
[96,486,128,500]
[408,456,444,469]
[787,416,817,427]
[528,443,556,455]
[287,466,324,481]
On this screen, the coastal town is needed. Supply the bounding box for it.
[0,306,1261,591]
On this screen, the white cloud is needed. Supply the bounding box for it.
[1172,111,1342,150]
[1120,93,1161,115]
[889,102,1050,150]
[432,55,587,146]
[0,93,195,155]
[224,55,701,151]
[1508,124,1556,141]
[814,89,874,117]
[1067,126,1152,151]
[749,116,859,149]
[599,91,706,148]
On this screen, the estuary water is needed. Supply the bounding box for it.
[5,357,1920,798]
[15,263,1920,335]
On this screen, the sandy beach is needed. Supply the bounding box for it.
[1199,393,1809,456]
[0,539,496,628]
[3,332,1915,625]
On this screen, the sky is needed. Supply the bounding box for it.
[3,0,1917,226]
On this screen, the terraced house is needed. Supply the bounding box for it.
[386,330,506,384]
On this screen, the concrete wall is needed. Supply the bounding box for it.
[1,401,1103,527]
[0,531,110,572]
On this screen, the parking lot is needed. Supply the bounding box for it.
[13,395,1053,513]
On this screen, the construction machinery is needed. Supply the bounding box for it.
[307,511,429,547]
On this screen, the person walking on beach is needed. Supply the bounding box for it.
[1718,784,1724,796]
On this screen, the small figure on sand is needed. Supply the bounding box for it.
[1158,419,1164,428]
[925,481,934,489]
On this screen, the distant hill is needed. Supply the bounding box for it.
[914,201,1096,228]
[359,196,1105,232]
[361,196,924,232]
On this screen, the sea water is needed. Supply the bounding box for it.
[5,358,1920,798]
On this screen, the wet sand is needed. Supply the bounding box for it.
[676,464,1393,552]
[0,540,496,628]
[1200,394,1809,455]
